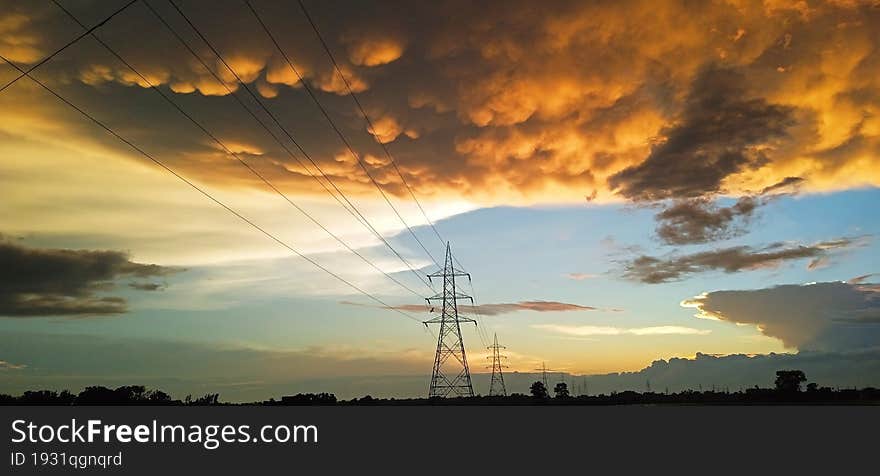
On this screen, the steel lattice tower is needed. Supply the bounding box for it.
[535,362,555,388]
[487,333,508,396]
[424,243,476,398]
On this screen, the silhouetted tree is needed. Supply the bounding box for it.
[554,382,570,399]
[187,393,220,405]
[113,385,148,403]
[147,389,172,403]
[775,370,807,392]
[18,390,75,405]
[281,392,337,405]
[530,381,549,399]
[76,386,116,405]
[806,382,818,392]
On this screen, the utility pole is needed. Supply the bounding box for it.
[424,243,476,398]
[487,333,508,396]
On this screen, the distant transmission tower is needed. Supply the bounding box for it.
[424,243,476,398]
[535,362,555,388]
[487,333,508,396]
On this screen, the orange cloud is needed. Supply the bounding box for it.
[0,12,44,63]
[344,34,405,67]
[0,0,877,208]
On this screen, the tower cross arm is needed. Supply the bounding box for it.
[427,270,470,279]
[426,292,473,302]
[423,315,477,325]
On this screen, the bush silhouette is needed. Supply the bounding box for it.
[554,382,570,399]
[530,381,549,399]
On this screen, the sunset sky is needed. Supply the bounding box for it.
[1,0,879,400]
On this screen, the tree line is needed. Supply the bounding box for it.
[2,370,878,405]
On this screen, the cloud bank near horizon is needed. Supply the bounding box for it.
[682,279,880,351]
[2,332,878,401]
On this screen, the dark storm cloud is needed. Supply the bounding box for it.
[0,239,172,317]
[652,176,804,245]
[684,280,880,351]
[654,196,759,245]
[608,66,797,201]
[623,237,863,284]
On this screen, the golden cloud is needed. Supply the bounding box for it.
[344,34,405,67]
[0,0,877,209]
[0,12,44,64]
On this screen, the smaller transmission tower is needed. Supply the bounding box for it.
[487,333,508,396]
[535,362,555,388]
[424,243,476,398]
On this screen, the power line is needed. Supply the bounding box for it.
[0,0,137,94]
[292,0,497,344]
[161,0,434,293]
[466,280,492,347]
[295,0,447,250]
[0,53,422,324]
[243,0,441,269]
[136,0,433,298]
[50,0,426,300]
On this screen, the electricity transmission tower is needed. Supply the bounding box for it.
[534,362,555,388]
[424,243,476,398]
[487,333,508,396]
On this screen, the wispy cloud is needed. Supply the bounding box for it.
[564,273,598,281]
[533,324,710,337]
[622,236,868,283]
[0,360,26,370]
[342,300,599,316]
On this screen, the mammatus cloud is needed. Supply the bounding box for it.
[0,238,173,317]
[342,300,598,316]
[0,1,877,206]
[0,9,44,63]
[682,279,880,351]
[623,237,864,284]
[533,324,710,337]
